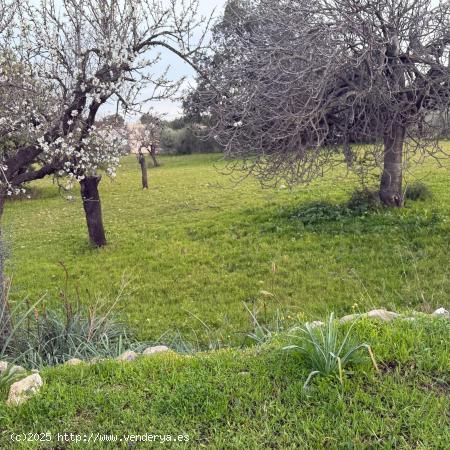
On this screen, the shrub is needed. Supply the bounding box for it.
[346,188,381,213]
[405,181,432,201]
[159,127,184,154]
[283,313,379,388]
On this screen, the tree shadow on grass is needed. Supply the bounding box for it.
[182,197,445,243]
[253,199,445,238]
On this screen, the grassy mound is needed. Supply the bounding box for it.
[1,317,449,449]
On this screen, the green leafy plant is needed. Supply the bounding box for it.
[346,188,381,213]
[284,313,379,388]
[405,181,432,201]
[290,202,347,224]
[289,192,381,226]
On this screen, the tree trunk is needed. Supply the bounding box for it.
[138,153,148,189]
[150,153,159,167]
[343,135,354,168]
[0,193,11,347]
[150,145,159,167]
[80,175,107,247]
[380,125,405,207]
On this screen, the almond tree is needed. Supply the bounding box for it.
[192,0,450,206]
[140,113,162,167]
[0,0,210,244]
[0,0,210,337]
[127,123,150,189]
[127,114,162,189]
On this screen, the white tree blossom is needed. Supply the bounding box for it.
[0,0,210,202]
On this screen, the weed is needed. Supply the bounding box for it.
[284,313,379,388]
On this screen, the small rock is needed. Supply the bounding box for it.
[238,371,250,376]
[366,309,400,322]
[7,373,43,406]
[116,350,138,361]
[340,313,360,323]
[0,361,8,374]
[432,307,450,318]
[65,358,83,366]
[8,365,26,376]
[142,345,169,356]
[340,309,399,324]
[306,321,324,329]
[89,357,106,364]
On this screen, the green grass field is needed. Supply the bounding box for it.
[3,152,450,346]
[0,318,449,449]
[1,151,450,448]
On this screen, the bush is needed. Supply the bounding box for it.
[405,181,432,201]
[346,188,381,213]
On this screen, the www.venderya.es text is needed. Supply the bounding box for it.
[10,432,189,444]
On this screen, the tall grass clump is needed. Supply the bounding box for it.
[0,273,141,369]
[243,301,285,345]
[284,313,379,388]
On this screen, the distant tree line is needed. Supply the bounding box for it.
[159,117,222,155]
